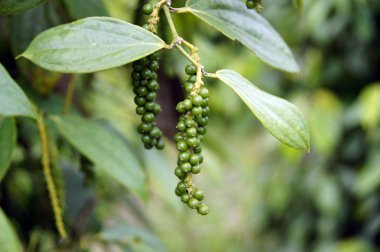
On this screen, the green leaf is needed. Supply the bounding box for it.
[52,115,147,199]
[216,69,310,150]
[0,208,22,252]
[62,0,108,20]
[19,17,166,73]
[0,117,16,182]
[185,0,299,73]
[0,0,46,15]
[0,64,37,119]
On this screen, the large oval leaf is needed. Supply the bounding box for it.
[0,0,46,15]
[0,117,16,182]
[216,69,310,150]
[0,64,37,119]
[52,115,147,198]
[0,208,22,252]
[19,17,166,73]
[185,0,299,73]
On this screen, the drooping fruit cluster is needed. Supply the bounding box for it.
[246,0,263,12]
[131,3,164,150]
[173,64,210,215]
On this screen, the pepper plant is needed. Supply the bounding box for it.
[0,0,309,244]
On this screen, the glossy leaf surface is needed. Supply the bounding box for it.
[186,0,299,72]
[216,69,310,150]
[20,17,166,73]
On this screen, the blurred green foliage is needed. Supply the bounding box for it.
[0,0,379,251]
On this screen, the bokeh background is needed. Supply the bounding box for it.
[1,0,380,251]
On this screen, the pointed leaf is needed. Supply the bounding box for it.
[185,0,299,72]
[52,115,147,199]
[0,64,37,119]
[0,117,16,182]
[216,69,309,150]
[0,0,46,15]
[19,17,166,73]
[0,208,22,252]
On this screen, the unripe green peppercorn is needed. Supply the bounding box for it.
[177,181,187,193]
[188,75,197,83]
[142,113,155,123]
[148,52,159,61]
[132,63,144,72]
[193,188,205,201]
[142,4,153,15]
[197,204,209,215]
[150,72,158,80]
[180,162,192,173]
[149,61,159,71]
[175,188,182,197]
[177,141,188,152]
[140,123,152,132]
[175,167,185,179]
[140,80,148,86]
[186,127,197,137]
[178,152,190,162]
[194,145,202,153]
[153,104,162,115]
[134,97,146,106]
[176,102,186,113]
[185,119,196,128]
[146,92,157,101]
[144,143,153,149]
[197,126,207,135]
[202,98,209,107]
[189,154,200,165]
[181,194,190,203]
[150,127,162,138]
[188,198,199,209]
[145,102,155,111]
[177,121,186,131]
[139,57,150,65]
[156,139,165,150]
[185,65,197,75]
[136,106,146,115]
[132,72,141,81]
[185,83,194,93]
[141,69,152,79]
[191,165,201,174]
[174,133,183,142]
[136,86,148,96]
[147,80,159,91]
[199,87,209,98]
[183,99,193,110]
[191,106,203,116]
[142,135,152,144]
[202,106,211,116]
[192,95,203,106]
[186,137,198,147]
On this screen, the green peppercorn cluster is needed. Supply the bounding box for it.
[131,3,164,150]
[173,64,210,216]
[246,0,263,12]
